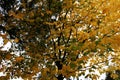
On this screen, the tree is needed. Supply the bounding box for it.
[106,73,114,80]
[106,70,120,80]
[0,0,120,80]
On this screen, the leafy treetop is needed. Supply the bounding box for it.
[0,0,120,80]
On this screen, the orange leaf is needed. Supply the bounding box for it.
[14,38,19,43]
[15,57,24,62]
[15,13,24,20]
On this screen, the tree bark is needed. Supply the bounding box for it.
[105,73,114,80]
[57,74,64,80]
[55,61,64,80]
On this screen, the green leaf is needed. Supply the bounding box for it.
[83,51,90,56]
[77,65,82,69]
[70,62,77,69]
[95,38,101,45]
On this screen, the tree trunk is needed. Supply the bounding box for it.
[105,73,114,80]
[55,61,64,80]
[57,74,64,80]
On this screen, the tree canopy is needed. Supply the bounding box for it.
[0,0,120,80]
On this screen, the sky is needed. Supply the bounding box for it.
[0,37,12,51]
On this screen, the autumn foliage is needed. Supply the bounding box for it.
[0,0,120,79]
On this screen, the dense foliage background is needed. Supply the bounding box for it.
[0,0,120,80]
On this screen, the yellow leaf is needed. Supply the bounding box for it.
[111,73,119,79]
[14,38,19,43]
[29,11,34,17]
[28,19,34,22]
[15,13,24,20]
[8,11,24,20]
[4,39,9,45]
[8,10,15,16]
[41,13,44,16]
[46,10,52,14]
